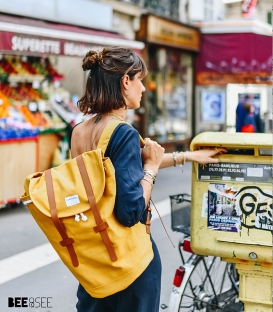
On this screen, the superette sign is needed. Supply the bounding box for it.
[0,32,102,56]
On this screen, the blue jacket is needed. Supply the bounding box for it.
[105,123,147,225]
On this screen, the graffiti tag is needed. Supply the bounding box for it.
[235,186,272,233]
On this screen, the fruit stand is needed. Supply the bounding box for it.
[0,54,83,207]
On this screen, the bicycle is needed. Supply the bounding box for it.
[161,194,244,312]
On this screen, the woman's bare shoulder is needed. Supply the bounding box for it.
[70,120,91,157]
[72,120,87,136]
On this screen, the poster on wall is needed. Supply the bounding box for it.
[201,90,225,123]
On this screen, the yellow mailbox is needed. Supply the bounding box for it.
[190,132,272,312]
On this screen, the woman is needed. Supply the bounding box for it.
[70,46,226,312]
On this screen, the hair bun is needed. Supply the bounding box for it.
[82,50,101,71]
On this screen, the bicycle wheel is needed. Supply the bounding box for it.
[177,256,242,312]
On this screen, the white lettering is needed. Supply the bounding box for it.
[11,36,60,55]
[64,43,102,56]
[64,42,91,57]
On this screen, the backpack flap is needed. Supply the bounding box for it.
[26,148,115,218]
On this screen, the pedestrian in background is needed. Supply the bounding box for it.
[241,101,256,132]
[236,94,264,133]
[236,94,251,132]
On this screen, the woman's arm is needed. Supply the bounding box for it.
[159,148,227,169]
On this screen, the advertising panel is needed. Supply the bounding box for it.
[201,90,225,123]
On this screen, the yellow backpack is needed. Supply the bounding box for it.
[20,120,154,298]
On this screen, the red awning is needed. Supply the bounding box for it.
[0,14,144,56]
[196,33,272,74]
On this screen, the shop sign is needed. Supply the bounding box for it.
[196,71,273,86]
[138,15,200,51]
[242,0,258,18]
[0,31,103,57]
[63,42,102,57]
[11,35,61,55]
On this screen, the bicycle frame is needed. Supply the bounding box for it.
[163,235,241,312]
[167,253,200,311]
[163,194,242,312]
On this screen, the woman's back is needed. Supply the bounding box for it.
[71,116,114,158]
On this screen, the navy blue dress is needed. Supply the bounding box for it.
[74,123,162,312]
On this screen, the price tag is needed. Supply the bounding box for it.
[38,101,47,112]
[54,95,62,102]
[41,80,49,88]
[32,80,40,89]
[54,80,61,88]
[29,102,38,112]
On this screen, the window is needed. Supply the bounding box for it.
[145,46,193,142]
[116,0,179,19]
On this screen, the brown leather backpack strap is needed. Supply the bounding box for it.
[76,154,118,262]
[45,169,79,267]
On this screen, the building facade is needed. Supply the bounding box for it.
[224,0,272,24]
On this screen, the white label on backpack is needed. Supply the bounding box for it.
[65,195,80,207]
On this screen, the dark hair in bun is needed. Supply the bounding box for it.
[82,50,103,71]
[78,46,147,115]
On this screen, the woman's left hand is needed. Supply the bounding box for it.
[186,147,227,165]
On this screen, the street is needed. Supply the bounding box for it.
[0,163,193,312]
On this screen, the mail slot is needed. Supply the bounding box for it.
[190,132,272,264]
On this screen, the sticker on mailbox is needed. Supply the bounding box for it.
[199,162,272,183]
[207,183,272,233]
[208,184,240,232]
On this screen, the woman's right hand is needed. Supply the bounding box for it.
[141,138,165,173]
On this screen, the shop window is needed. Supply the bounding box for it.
[146,46,193,143]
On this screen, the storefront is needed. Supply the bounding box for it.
[0,13,144,206]
[136,14,200,152]
[194,20,272,134]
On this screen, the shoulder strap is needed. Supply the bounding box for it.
[97,120,125,154]
[97,120,145,155]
